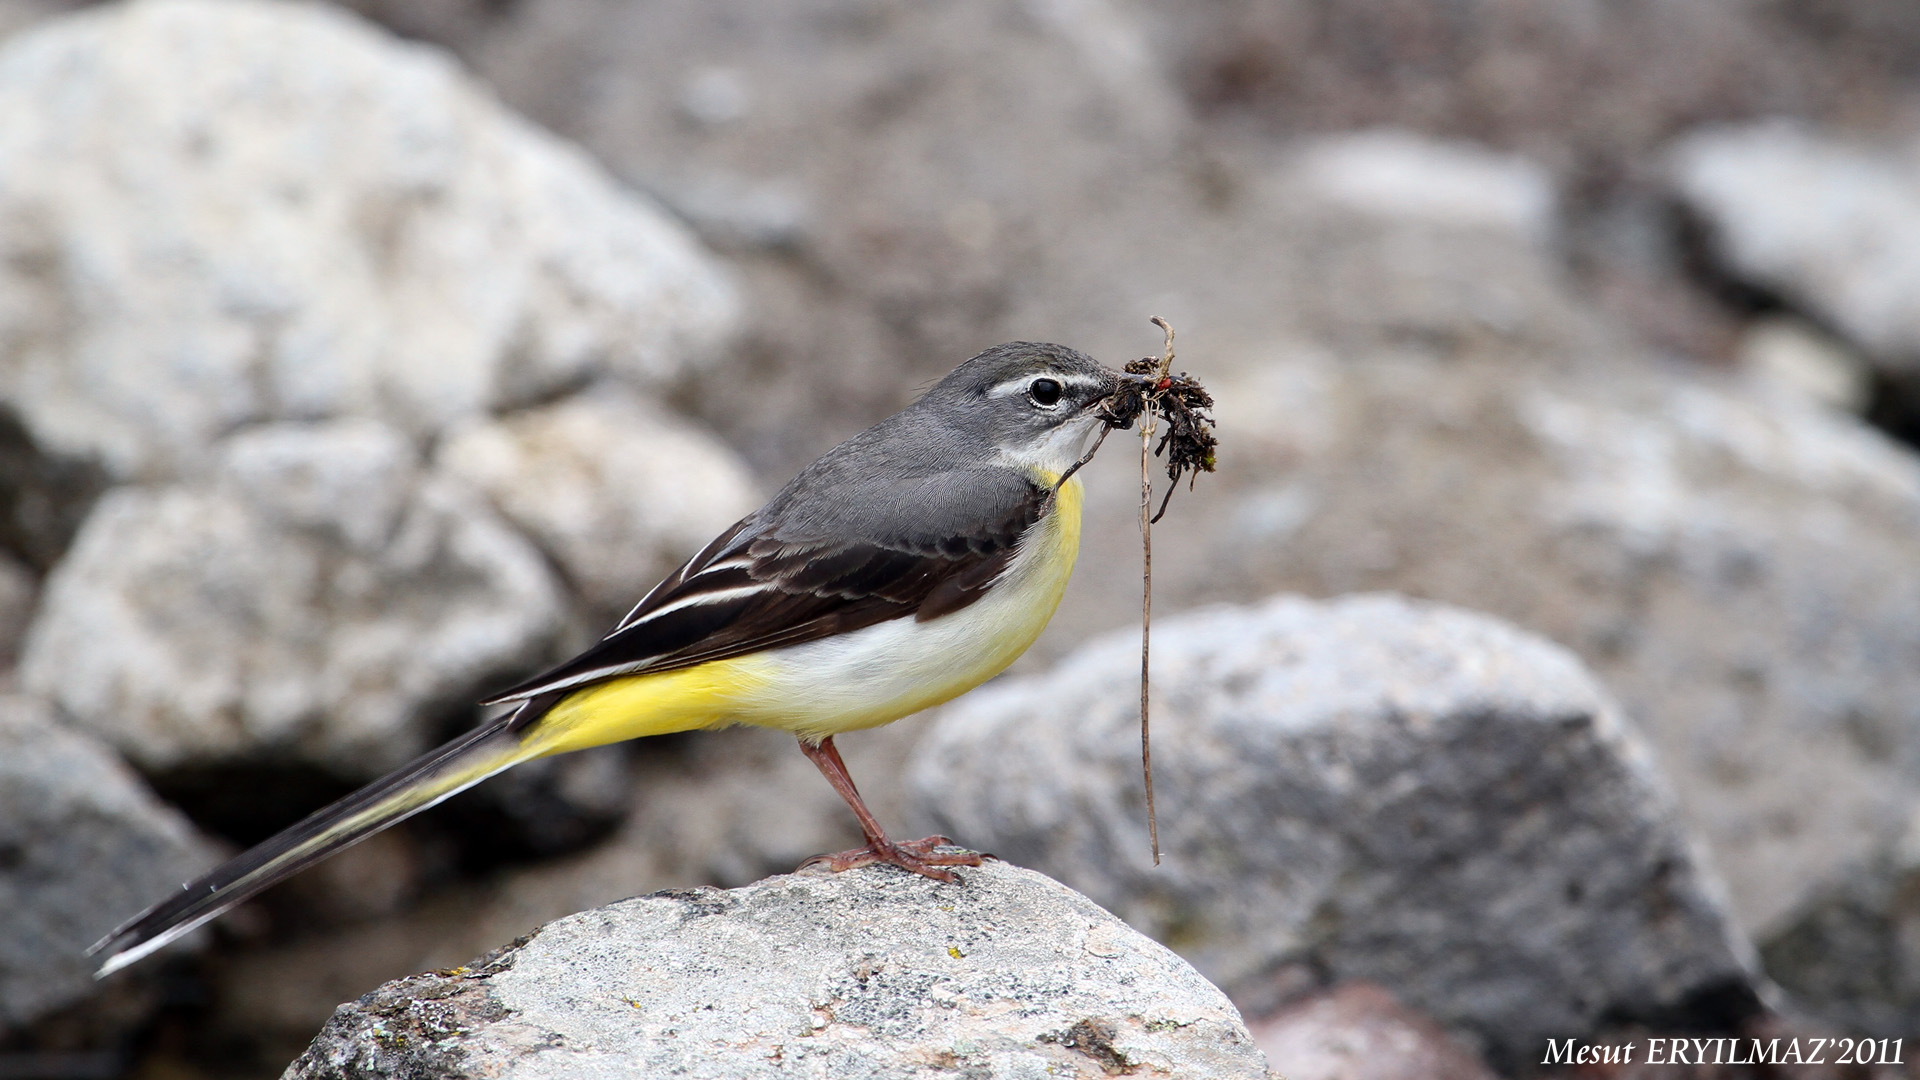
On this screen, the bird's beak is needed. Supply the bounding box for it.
[1088,368,1149,403]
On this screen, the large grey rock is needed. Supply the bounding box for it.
[0,0,738,481]
[20,419,566,776]
[910,594,1758,1070]
[1669,121,1920,372]
[0,693,216,1033]
[436,388,760,623]
[282,861,1273,1080]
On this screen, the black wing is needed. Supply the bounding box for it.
[483,468,1051,704]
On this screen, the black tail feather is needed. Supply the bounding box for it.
[90,696,558,976]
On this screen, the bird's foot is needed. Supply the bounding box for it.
[800,835,986,883]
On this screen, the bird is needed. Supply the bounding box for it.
[89,341,1133,977]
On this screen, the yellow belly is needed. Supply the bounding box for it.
[526,474,1083,754]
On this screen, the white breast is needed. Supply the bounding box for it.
[729,476,1083,741]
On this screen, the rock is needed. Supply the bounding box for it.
[1669,121,1920,372]
[910,593,1758,1071]
[436,388,760,622]
[1282,129,1556,243]
[1140,0,1919,175]
[464,0,1192,472]
[0,0,738,481]
[1263,134,1604,368]
[0,405,109,574]
[0,693,216,1034]
[282,861,1272,1080]
[1059,346,1920,943]
[0,545,34,667]
[1738,315,1872,413]
[451,0,1626,491]
[1759,808,1920,1037]
[434,743,635,863]
[19,419,566,777]
[1247,982,1498,1080]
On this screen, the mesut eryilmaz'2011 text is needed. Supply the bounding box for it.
[1542,1036,1903,1068]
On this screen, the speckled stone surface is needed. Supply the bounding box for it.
[283,860,1272,1079]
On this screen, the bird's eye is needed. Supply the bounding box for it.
[1029,378,1063,407]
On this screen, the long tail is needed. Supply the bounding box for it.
[89,695,560,977]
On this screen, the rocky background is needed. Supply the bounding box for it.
[2,0,1920,1077]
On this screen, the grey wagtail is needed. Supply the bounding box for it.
[91,341,1133,976]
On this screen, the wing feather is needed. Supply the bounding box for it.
[483,469,1049,704]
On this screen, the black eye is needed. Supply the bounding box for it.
[1029,378,1063,406]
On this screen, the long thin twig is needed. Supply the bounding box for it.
[1087,315,1213,866]
[1139,316,1176,866]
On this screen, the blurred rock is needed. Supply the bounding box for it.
[613,724,922,891]
[437,388,759,624]
[1266,135,1603,367]
[1137,0,1920,372]
[283,862,1272,1080]
[1284,129,1556,243]
[435,742,634,863]
[0,406,107,574]
[0,1,86,42]
[1739,315,1873,412]
[461,0,1193,472]
[422,0,1633,489]
[0,0,737,481]
[329,0,502,51]
[911,593,1758,1071]
[1063,346,1920,942]
[1249,982,1497,1080]
[1144,0,1920,177]
[653,170,812,253]
[0,548,33,667]
[0,693,216,1034]
[1760,808,1920,1037]
[20,419,565,777]
[1670,121,1920,372]
[271,829,427,930]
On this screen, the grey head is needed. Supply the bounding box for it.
[754,342,1120,542]
[910,341,1120,475]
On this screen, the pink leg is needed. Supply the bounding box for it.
[797,736,983,883]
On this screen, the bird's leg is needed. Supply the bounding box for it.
[797,735,983,883]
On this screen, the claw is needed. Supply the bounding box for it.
[799,836,985,883]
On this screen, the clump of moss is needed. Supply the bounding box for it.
[1095,319,1217,521]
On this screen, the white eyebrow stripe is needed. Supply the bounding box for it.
[985,373,1112,398]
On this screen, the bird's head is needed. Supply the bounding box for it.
[922,341,1122,478]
